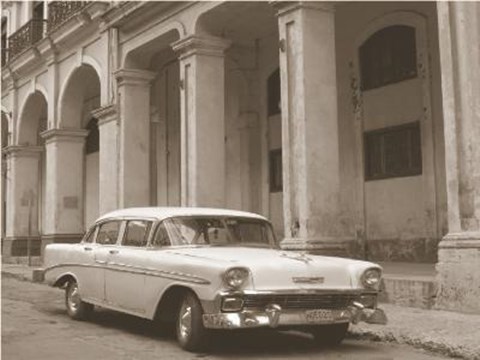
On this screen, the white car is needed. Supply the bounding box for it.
[43,207,387,351]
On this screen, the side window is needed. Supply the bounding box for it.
[97,221,121,245]
[123,220,151,247]
[83,226,97,243]
[151,222,171,247]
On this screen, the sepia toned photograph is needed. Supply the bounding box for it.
[1,1,479,359]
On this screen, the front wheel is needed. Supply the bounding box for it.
[310,322,349,346]
[176,292,209,352]
[65,280,93,320]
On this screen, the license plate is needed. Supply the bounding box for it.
[305,309,334,323]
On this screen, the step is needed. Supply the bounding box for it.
[378,262,437,309]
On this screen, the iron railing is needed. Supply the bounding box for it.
[48,1,89,32]
[7,19,47,59]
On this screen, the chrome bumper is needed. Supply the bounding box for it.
[202,303,387,329]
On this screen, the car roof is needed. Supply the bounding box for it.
[96,207,268,223]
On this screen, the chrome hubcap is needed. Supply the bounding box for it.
[68,284,80,312]
[179,303,192,340]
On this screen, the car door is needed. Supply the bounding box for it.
[93,220,123,304]
[104,219,152,315]
[75,225,105,303]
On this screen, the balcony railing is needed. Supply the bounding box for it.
[8,19,47,59]
[48,1,90,32]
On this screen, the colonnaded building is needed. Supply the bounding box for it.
[1,1,479,312]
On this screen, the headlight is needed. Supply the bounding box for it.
[361,268,382,289]
[224,267,249,289]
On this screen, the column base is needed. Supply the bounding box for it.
[2,236,42,257]
[435,232,480,313]
[280,237,355,258]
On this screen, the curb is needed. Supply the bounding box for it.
[348,326,478,360]
[1,268,44,283]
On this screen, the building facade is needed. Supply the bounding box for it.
[1,1,479,312]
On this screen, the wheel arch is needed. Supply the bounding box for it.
[53,272,79,288]
[153,285,202,323]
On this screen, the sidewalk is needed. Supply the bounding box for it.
[2,263,480,359]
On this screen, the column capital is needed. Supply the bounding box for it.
[114,68,156,87]
[2,145,43,158]
[270,1,335,17]
[40,128,89,144]
[92,104,118,126]
[171,35,232,60]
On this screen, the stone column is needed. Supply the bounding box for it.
[172,35,231,207]
[114,69,155,208]
[2,146,43,257]
[436,2,480,312]
[91,104,119,215]
[273,2,351,255]
[41,129,88,247]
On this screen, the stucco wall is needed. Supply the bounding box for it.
[335,2,447,262]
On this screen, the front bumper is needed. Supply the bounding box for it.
[202,303,387,329]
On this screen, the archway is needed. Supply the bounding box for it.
[59,64,101,229]
[124,29,181,207]
[14,91,47,256]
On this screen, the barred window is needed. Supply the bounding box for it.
[364,122,422,181]
[360,25,417,91]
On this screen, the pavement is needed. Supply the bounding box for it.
[2,263,480,360]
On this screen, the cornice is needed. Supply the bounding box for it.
[270,1,335,17]
[114,68,156,87]
[91,104,118,126]
[2,145,43,158]
[171,35,232,60]
[40,128,89,144]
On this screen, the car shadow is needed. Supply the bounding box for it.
[52,307,372,356]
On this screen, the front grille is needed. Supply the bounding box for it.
[242,293,358,310]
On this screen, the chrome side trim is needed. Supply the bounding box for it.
[44,263,210,285]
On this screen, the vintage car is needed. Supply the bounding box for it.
[43,207,387,351]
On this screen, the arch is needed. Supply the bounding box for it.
[122,25,182,69]
[17,90,48,146]
[192,2,225,35]
[57,63,101,128]
[34,82,49,104]
[354,11,427,51]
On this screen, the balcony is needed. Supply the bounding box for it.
[48,1,90,32]
[7,19,47,59]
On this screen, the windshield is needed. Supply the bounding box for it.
[157,216,278,248]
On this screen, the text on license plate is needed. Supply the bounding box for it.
[305,309,334,323]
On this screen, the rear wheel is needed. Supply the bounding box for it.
[176,292,209,352]
[65,280,93,320]
[310,322,349,346]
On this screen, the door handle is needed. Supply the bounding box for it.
[109,249,119,255]
[84,247,93,251]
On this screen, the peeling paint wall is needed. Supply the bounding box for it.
[335,2,447,262]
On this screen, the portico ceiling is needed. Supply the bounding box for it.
[197,2,277,45]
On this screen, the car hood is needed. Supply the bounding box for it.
[165,246,376,291]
